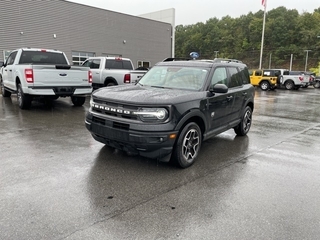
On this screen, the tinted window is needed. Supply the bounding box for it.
[6,51,17,65]
[211,67,228,86]
[254,70,262,76]
[19,51,68,65]
[228,67,242,88]
[82,59,100,69]
[105,59,133,70]
[239,67,250,84]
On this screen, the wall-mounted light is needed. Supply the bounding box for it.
[123,40,126,44]
[20,32,24,35]
[53,34,57,39]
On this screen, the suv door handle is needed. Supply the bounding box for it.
[227,96,233,101]
[242,92,247,96]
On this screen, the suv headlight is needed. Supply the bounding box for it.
[134,108,169,122]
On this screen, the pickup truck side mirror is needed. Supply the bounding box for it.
[210,83,228,93]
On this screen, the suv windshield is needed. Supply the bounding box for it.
[139,66,208,90]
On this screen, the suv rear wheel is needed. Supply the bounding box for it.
[172,122,202,168]
[234,106,252,136]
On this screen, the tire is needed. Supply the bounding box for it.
[17,84,32,109]
[313,81,320,88]
[284,80,294,90]
[260,81,270,91]
[234,106,252,136]
[104,79,117,87]
[172,122,202,168]
[71,96,86,106]
[0,75,11,97]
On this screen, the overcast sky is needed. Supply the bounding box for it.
[67,0,319,25]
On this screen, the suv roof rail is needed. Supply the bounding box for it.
[212,58,243,63]
[162,57,192,62]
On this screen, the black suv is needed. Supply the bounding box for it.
[85,59,254,168]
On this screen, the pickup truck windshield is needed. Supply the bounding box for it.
[139,66,208,90]
[19,51,68,65]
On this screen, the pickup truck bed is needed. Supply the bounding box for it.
[0,48,92,109]
[82,57,147,90]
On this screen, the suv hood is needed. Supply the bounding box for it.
[93,84,205,105]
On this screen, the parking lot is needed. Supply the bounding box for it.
[1,87,320,240]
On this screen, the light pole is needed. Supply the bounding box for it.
[304,50,311,72]
[214,51,219,58]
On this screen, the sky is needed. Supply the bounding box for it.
[67,0,319,25]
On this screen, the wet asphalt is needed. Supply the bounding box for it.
[1,87,320,240]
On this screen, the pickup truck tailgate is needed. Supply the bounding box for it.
[31,65,90,86]
[130,70,147,83]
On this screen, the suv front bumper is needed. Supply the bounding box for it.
[85,117,178,161]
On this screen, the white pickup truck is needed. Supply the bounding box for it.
[269,69,309,90]
[0,48,92,109]
[81,57,147,90]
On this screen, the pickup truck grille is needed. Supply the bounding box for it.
[92,100,138,120]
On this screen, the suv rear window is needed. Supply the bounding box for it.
[105,59,133,70]
[19,51,68,65]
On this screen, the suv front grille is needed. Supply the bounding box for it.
[91,100,138,120]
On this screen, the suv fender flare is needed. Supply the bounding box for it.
[174,109,207,133]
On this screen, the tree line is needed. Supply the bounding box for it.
[175,6,320,73]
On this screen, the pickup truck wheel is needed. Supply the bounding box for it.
[105,82,116,87]
[284,80,294,90]
[234,106,252,136]
[17,84,32,109]
[314,81,320,88]
[0,76,11,97]
[172,122,202,168]
[260,81,269,91]
[71,96,86,106]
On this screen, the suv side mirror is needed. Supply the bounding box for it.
[210,84,228,93]
[0,61,4,67]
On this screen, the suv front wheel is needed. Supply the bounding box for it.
[172,122,202,168]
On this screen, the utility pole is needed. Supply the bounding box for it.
[269,53,272,69]
[304,50,311,72]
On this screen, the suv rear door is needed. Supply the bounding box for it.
[206,66,233,131]
[227,66,248,122]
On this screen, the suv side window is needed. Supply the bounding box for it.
[254,70,262,76]
[211,67,228,87]
[5,51,17,65]
[239,67,250,84]
[228,67,242,88]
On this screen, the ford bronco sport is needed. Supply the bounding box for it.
[85,58,254,168]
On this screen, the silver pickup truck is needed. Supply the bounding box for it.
[81,57,147,90]
[0,48,92,109]
[269,69,309,90]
